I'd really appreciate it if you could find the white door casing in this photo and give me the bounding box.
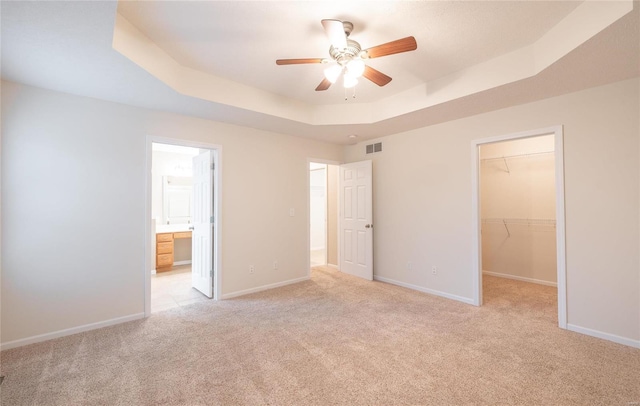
[192,150,214,298]
[339,160,373,281]
[471,125,566,329]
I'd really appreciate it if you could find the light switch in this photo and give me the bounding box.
[289,208,295,217]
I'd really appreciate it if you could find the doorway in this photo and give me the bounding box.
[145,137,222,317]
[471,126,567,328]
[309,161,339,271]
[151,143,201,312]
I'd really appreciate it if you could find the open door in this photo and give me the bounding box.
[191,150,214,298]
[339,160,373,280]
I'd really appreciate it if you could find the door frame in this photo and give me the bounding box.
[145,136,223,316]
[471,125,567,329]
[307,158,341,278]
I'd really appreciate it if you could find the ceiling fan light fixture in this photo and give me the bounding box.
[324,65,342,83]
[343,73,358,89]
[346,59,365,78]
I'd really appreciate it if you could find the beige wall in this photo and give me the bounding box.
[173,238,192,263]
[480,135,557,285]
[327,165,338,266]
[344,78,639,344]
[0,81,342,345]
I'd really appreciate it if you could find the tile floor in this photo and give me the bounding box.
[310,249,326,267]
[151,265,209,312]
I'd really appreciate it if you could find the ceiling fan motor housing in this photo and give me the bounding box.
[342,21,354,36]
[329,39,363,66]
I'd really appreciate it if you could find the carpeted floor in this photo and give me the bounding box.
[1,267,639,405]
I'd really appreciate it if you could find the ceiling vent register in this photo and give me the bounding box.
[366,142,383,154]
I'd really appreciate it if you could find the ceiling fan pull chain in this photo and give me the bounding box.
[353,86,356,99]
[344,87,348,101]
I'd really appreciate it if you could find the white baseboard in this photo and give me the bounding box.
[374,275,475,305]
[222,276,310,299]
[567,324,640,349]
[173,260,192,266]
[483,270,557,287]
[151,269,157,275]
[327,263,339,269]
[1,313,145,351]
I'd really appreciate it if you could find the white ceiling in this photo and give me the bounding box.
[117,1,580,105]
[1,1,638,145]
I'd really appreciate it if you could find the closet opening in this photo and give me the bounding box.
[471,127,567,329]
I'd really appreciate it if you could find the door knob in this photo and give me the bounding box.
[189,226,195,230]
[365,224,373,229]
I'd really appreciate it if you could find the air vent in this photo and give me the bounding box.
[365,142,383,154]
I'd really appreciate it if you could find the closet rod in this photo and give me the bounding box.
[480,150,554,162]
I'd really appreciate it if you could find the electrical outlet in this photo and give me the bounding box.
[249,265,255,274]
[431,266,438,275]
[273,261,278,270]
[407,261,412,271]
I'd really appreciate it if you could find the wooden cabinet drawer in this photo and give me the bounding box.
[173,231,192,239]
[157,253,173,267]
[157,242,173,254]
[157,233,173,243]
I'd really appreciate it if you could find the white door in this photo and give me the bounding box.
[191,150,214,298]
[339,160,373,280]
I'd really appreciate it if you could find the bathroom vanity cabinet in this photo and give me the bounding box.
[156,231,192,271]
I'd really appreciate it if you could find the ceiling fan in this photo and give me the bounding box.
[276,19,417,92]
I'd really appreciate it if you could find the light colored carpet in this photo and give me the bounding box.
[1,267,639,405]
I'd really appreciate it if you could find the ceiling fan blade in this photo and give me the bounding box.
[315,78,332,91]
[276,58,324,65]
[321,19,347,49]
[363,65,392,86]
[364,36,417,59]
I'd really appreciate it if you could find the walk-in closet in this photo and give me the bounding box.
[480,135,558,319]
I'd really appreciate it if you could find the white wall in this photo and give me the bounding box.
[480,135,557,285]
[1,81,342,345]
[344,78,640,345]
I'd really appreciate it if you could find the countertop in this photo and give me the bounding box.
[156,224,193,234]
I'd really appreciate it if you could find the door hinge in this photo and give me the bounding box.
[210,163,215,170]
[210,216,215,223]
[210,270,213,277]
